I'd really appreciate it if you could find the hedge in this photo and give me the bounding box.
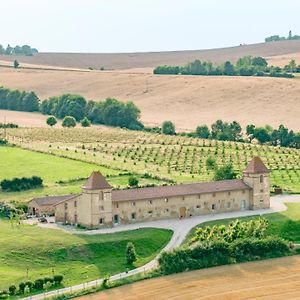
[159,237,290,275]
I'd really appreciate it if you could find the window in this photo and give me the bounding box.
[226,202,231,209]
[116,204,119,208]
[228,191,231,196]
[99,218,104,224]
[198,195,201,199]
[74,201,77,208]
[132,202,136,206]
[64,203,68,210]
[165,198,168,203]
[131,213,136,220]
[260,175,264,183]
[74,214,78,224]
[212,204,216,210]
[164,208,169,213]
[182,196,185,201]
[196,205,201,209]
[100,206,104,211]
[242,190,245,194]
[260,189,263,193]
[148,210,153,214]
[213,193,216,197]
[260,199,264,203]
[149,200,152,205]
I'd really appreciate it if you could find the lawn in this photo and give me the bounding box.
[184,203,300,245]
[0,217,173,290]
[0,146,167,204]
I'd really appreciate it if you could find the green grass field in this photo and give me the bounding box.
[5,127,300,193]
[0,147,167,204]
[0,217,172,290]
[184,203,300,245]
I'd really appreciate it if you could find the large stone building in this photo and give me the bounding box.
[45,157,270,228]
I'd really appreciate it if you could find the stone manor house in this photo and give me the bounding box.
[28,157,271,228]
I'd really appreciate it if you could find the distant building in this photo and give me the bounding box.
[29,157,270,228]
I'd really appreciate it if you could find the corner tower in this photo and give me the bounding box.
[242,157,271,210]
[81,171,113,228]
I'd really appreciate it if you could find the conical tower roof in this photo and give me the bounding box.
[244,157,270,174]
[82,171,112,190]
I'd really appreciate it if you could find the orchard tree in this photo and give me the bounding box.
[46,116,57,127]
[162,121,176,135]
[62,116,76,128]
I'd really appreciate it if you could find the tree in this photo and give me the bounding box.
[196,125,210,138]
[206,157,217,170]
[22,91,39,111]
[162,121,176,135]
[62,116,76,128]
[252,127,270,144]
[213,164,237,181]
[128,176,139,187]
[13,59,19,68]
[46,116,57,127]
[80,116,91,127]
[126,242,137,265]
[223,61,235,75]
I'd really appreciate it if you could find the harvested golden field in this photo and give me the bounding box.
[1,40,300,70]
[77,256,300,300]
[267,52,300,67]
[1,67,300,131]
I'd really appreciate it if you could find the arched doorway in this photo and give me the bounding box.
[179,207,186,219]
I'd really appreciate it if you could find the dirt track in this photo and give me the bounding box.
[77,256,300,300]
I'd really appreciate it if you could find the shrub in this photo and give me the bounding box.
[8,285,16,295]
[46,116,57,127]
[24,281,33,290]
[62,116,76,128]
[18,282,26,294]
[34,278,44,290]
[0,139,8,145]
[162,121,176,135]
[80,117,91,127]
[128,176,139,187]
[230,236,290,262]
[126,242,137,265]
[101,275,110,289]
[0,176,43,192]
[53,275,64,285]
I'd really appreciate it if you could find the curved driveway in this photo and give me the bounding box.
[22,195,300,300]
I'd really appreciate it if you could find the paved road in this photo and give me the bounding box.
[22,195,300,300]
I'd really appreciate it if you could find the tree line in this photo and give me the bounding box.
[0,87,40,112]
[0,44,38,56]
[0,176,43,192]
[265,30,300,42]
[151,119,300,149]
[153,56,299,78]
[41,94,144,130]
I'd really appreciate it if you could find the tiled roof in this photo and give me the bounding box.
[30,195,78,206]
[244,157,270,174]
[112,179,250,202]
[82,171,112,190]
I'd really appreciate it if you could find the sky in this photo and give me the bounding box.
[0,0,299,53]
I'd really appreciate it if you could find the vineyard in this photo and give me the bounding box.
[5,127,300,193]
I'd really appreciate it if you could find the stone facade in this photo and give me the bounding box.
[51,157,271,229]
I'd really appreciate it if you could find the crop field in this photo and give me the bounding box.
[78,255,300,300]
[0,146,168,204]
[0,218,172,290]
[5,127,300,193]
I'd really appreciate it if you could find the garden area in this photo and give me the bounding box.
[0,216,172,293]
[159,203,300,275]
[5,127,300,194]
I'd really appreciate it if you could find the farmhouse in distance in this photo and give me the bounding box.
[28,157,271,228]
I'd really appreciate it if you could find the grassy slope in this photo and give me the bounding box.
[0,147,166,203]
[0,219,172,290]
[184,203,300,245]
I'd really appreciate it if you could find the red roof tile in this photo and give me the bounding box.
[112,179,250,202]
[244,157,270,174]
[82,171,112,190]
